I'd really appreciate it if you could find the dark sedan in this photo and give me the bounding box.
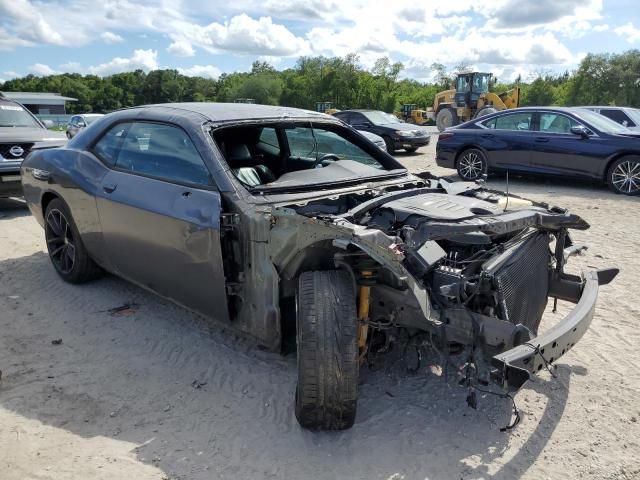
[436,107,640,195]
[333,109,430,153]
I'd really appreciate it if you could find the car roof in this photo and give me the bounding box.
[497,106,578,113]
[579,106,636,111]
[130,102,332,123]
[335,109,379,113]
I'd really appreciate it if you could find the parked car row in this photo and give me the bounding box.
[436,106,640,195]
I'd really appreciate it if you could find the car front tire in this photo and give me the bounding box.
[44,198,102,283]
[295,270,358,430]
[607,156,640,196]
[456,148,488,181]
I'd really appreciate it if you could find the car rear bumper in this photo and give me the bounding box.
[0,161,23,197]
[491,269,617,391]
[435,150,456,168]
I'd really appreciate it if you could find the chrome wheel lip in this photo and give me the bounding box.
[459,151,484,180]
[612,161,640,194]
[45,208,76,274]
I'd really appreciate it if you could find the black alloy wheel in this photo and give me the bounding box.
[45,207,76,275]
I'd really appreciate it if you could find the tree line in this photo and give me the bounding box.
[2,50,639,114]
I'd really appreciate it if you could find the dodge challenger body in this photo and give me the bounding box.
[21,103,617,430]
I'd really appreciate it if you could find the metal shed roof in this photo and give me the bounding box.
[1,91,78,102]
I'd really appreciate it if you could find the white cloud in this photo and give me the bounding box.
[615,22,640,44]
[0,0,625,80]
[0,0,63,46]
[174,13,311,56]
[59,61,82,72]
[100,31,124,44]
[88,49,159,76]
[167,39,195,57]
[29,63,57,75]
[177,65,221,78]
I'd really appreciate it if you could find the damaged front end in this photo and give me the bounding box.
[270,178,618,391]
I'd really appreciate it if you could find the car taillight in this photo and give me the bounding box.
[438,132,455,141]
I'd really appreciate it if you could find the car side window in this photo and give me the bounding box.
[352,113,369,126]
[258,127,280,150]
[600,109,635,127]
[539,113,579,134]
[484,112,533,131]
[113,122,212,186]
[92,122,130,167]
[284,127,383,169]
[333,112,350,124]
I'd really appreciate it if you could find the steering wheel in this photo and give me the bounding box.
[312,153,341,168]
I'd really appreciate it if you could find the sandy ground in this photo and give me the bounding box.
[1,138,639,480]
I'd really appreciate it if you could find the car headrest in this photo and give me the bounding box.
[227,143,252,163]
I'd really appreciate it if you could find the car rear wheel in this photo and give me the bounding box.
[457,148,488,181]
[436,107,458,132]
[295,270,358,430]
[608,156,640,196]
[44,198,102,283]
[66,132,72,139]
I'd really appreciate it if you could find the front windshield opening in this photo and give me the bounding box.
[362,111,401,125]
[0,104,42,128]
[576,109,632,134]
[212,121,405,192]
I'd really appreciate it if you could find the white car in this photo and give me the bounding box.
[580,106,640,132]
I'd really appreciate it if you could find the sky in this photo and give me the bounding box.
[1,0,639,84]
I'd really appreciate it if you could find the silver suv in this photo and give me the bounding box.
[0,94,66,197]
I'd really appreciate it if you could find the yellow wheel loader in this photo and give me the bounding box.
[433,72,520,131]
[394,104,431,125]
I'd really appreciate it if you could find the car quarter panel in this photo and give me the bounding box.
[21,147,112,269]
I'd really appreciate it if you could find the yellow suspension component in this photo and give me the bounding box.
[358,270,373,352]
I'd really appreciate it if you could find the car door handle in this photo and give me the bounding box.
[535,137,549,143]
[103,183,117,194]
[480,133,494,138]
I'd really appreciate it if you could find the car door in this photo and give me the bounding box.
[529,112,604,178]
[68,116,79,136]
[91,121,230,322]
[478,111,535,171]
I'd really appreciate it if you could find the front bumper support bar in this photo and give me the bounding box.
[492,269,618,390]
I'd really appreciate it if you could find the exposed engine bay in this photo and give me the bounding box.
[270,177,600,391]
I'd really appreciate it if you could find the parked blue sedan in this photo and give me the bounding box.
[436,107,640,195]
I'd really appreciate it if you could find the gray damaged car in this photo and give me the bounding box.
[20,103,618,430]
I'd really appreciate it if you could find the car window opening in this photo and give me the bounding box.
[212,122,401,192]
